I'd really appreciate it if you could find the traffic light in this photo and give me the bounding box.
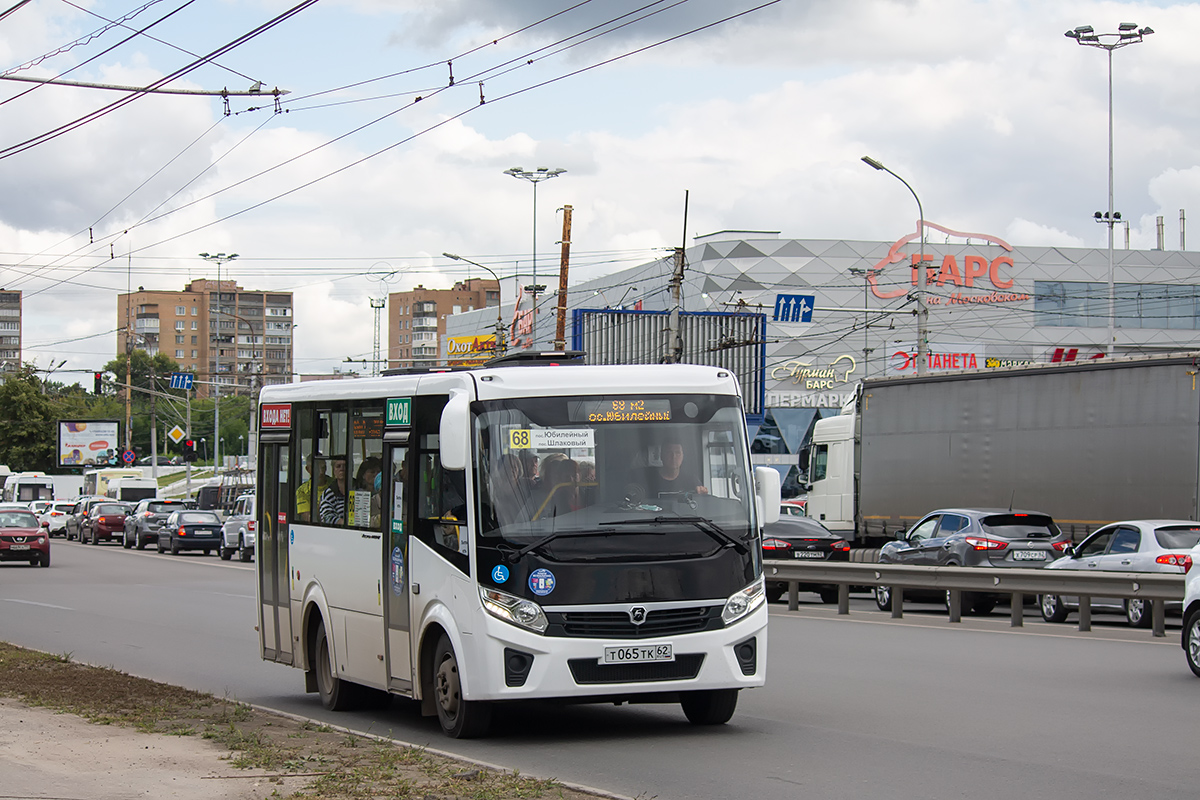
[183,440,197,463]
[93,372,103,395]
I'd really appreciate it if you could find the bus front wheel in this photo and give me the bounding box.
[431,634,491,738]
[681,688,739,725]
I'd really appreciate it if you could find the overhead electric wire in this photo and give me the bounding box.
[0,0,318,158]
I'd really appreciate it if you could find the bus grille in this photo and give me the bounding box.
[546,606,721,639]
[568,654,705,685]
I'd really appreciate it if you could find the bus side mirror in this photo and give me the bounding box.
[439,391,471,471]
[754,467,781,526]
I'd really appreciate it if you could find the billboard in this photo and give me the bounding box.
[57,420,120,468]
[446,334,497,366]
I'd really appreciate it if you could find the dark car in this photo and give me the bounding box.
[762,516,850,603]
[123,498,189,550]
[0,509,49,567]
[875,508,1071,615]
[159,510,223,555]
[80,502,133,545]
[64,496,110,541]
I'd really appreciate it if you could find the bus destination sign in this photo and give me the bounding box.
[260,403,292,429]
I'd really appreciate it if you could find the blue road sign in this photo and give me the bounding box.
[169,372,195,391]
[773,294,815,323]
[121,449,136,464]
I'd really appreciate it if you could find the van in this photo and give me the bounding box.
[220,493,255,562]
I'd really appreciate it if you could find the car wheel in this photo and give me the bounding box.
[238,537,252,563]
[156,537,165,554]
[874,585,894,611]
[1125,598,1152,629]
[432,633,492,738]
[765,584,784,604]
[681,688,739,725]
[1040,594,1069,623]
[135,531,146,551]
[204,548,212,556]
[970,596,996,616]
[818,587,839,605]
[170,539,180,555]
[944,589,969,617]
[313,620,368,712]
[122,531,133,549]
[1185,611,1200,678]
[38,551,50,568]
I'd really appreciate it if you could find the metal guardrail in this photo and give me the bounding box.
[764,560,1186,637]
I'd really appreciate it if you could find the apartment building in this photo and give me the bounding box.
[118,279,294,397]
[0,291,20,381]
[387,279,499,369]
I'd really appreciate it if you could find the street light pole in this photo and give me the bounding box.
[1065,23,1153,356]
[503,166,565,346]
[443,253,507,356]
[861,156,930,375]
[199,252,239,472]
[848,267,878,378]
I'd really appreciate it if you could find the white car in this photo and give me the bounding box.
[39,500,76,536]
[1041,520,1199,628]
[220,493,255,562]
[1183,542,1200,677]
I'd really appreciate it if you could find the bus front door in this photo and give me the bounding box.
[258,442,295,665]
[383,443,412,692]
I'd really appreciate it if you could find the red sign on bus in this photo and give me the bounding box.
[260,403,292,429]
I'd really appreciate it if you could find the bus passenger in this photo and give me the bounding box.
[319,456,348,524]
[295,456,329,522]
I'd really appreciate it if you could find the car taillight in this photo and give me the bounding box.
[964,536,1008,551]
[248,521,255,532]
[830,540,851,551]
[1156,553,1192,570]
[762,538,791,551]
[179,527,187,536]
[1051,540,1072,552]
[50,511,63,517]
[142,511,153,518]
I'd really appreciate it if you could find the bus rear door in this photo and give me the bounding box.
[258,440,295,665]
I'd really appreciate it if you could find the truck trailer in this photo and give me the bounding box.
[804,353,1200,545]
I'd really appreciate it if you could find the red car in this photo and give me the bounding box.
[80,502,133,545]
[0,508,50,567]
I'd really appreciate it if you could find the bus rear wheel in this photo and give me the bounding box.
[314,620,362,711]
[431,634,491,738]
[681,688,739,725]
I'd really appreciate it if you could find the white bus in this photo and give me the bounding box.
[254,357,779,738]
[105,476,158,503]
[2,472,55,503]
[82,468,142,498]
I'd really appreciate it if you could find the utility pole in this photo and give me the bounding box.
[554,205,573,351]
[663,191,689,364]
[370,298,386,376]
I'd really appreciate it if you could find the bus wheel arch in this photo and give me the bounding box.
[417,623,448,718]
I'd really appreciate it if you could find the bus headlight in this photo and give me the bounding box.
[721,578,765,626]
[479,586,548,634]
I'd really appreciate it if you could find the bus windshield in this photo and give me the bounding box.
[474,394,755,562]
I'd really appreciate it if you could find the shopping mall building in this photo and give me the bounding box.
[444,223,1200,490]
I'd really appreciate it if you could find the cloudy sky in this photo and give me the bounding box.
[1,0,1196,385]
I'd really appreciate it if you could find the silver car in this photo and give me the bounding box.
[1040,520,1200,627]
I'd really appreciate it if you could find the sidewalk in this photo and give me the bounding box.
[0,698,301,800]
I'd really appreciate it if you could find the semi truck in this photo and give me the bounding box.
[804,353,1200,546]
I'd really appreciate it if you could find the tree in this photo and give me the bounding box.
[0,367,57,471]
[102,350,183,460]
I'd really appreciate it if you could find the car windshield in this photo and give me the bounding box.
[979,514,1059,539]
[0,512,39,527]
[95,504,129,515]
[1154,526,1200,549]
[147,502,180,513]
[474,394,755,560]
[764,517,834,539]
[177,512,220,525]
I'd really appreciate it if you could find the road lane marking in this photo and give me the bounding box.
[1,598,74,610]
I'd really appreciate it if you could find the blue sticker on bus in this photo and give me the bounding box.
[390,547,405,596]
[289,529,294,545]
[529,568,555,596]
[491,564,509,584]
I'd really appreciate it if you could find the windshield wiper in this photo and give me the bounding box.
[501,529,660,562]
[601,516,749,554]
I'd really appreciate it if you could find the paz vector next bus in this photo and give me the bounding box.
[254,357,780,738]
